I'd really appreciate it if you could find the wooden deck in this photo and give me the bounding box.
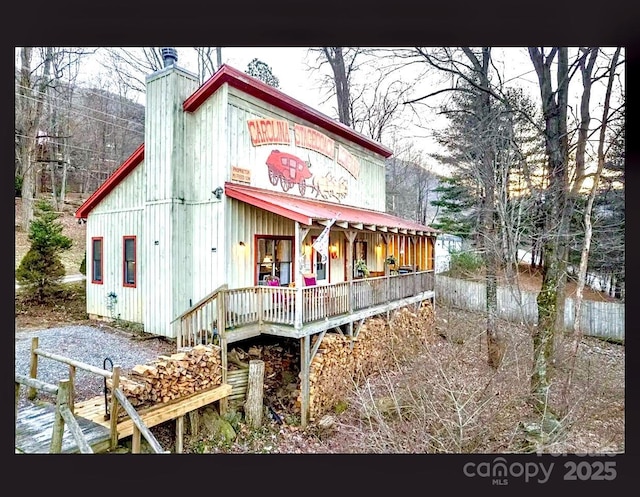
[16,383,232,454]
[175,271,436,348]
[15,403,111,454]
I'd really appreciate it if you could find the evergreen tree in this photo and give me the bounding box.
[246,58,280,88]
[16,199,72,303]
[430,175,477,238]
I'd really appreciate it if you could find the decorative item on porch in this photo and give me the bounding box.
[355,258,370,278]
[385,255,397,267]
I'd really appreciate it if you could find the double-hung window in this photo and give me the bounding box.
[123,236,136,287]
[91,237,103,284]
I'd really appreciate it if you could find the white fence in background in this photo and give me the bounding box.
[435,275,624,342]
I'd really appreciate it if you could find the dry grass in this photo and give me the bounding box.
[321,303,624,454]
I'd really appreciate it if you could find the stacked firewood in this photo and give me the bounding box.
[385,303,438,360]
[302,302,437,420]
[352,317,391,377]
[107,344,223,411]
[303,334,354,420]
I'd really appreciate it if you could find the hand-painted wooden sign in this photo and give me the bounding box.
[313,173,348,201]
[247,118,291,146]
[264,150,350,201]
[294,124,335,159]
[231,166,251,183]
[337,144,359,179]
[266,150,313,196]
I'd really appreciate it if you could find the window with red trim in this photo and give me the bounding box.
[255,236,294,285]
[91,237,103,284]
[123,236,136,288]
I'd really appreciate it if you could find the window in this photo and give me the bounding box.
[311,235,327,281]
[353,240,368,278]
[91,237,103,284]
[123,236,136,288]
[255,236,293,286]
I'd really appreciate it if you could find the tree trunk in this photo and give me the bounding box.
[323,47,352,127]
[528,47,570,417]
[17,47,53,231]
[244,360,265,428]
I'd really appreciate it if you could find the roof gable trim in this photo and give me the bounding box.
[75,144,144,219]
[183,64,393,159]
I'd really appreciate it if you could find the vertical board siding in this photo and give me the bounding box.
[435,276,625,341]
[143,203,173,336]
[142,67,200,337]
[85,163,145,324]
[226,198,295,291]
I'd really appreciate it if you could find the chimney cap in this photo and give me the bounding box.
[161,47,178,67]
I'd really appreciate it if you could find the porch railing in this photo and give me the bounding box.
[174,270,434,344]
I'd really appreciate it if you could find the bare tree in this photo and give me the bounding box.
[524,47,625,422]
[405,47,510,367]
[16,47,52,229]
[561,47,623,413]
[99,47,166,98]
[193,47,221,84]
[307,47,368,127]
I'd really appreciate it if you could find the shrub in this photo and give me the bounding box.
[79,251,86,275]
[16,199,72,303]
[449,250,483,276]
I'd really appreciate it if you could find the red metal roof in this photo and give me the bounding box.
[183,64,393,159]
[224,182,436,234]
[75,144,145,219]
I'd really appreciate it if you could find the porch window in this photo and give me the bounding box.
[91,237,103,284]
[311,235,327,281]
[256,236,293,285]
[123,236,136,288]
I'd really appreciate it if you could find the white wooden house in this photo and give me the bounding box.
[76,51,438,424]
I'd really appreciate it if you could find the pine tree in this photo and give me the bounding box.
[245,58,280,88]
[16,199,72,303]
[430,175,477,238]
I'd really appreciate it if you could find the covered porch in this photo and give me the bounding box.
[174,183,438,425]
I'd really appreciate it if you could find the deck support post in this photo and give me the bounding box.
[132,426,141,453]
[300,335,310,428]
[176,415,184,453]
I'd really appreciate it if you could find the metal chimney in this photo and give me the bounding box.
[161,47,178,67]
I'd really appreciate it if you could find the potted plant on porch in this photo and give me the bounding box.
[385,254,397,273]
[355,258,370,278]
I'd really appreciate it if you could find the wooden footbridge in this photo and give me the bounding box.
[15,337,230,454]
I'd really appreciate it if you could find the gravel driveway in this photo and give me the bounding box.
[15,324,175,409]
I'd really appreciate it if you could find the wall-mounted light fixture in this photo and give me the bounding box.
[239,241,245,247]
[329,244,339,259]
[213,187,224,200]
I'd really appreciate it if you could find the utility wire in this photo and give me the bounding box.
[16,92,144,136]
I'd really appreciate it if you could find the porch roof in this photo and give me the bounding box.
[224,182,437,235]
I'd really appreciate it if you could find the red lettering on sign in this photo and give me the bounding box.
[247,118,291,146]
